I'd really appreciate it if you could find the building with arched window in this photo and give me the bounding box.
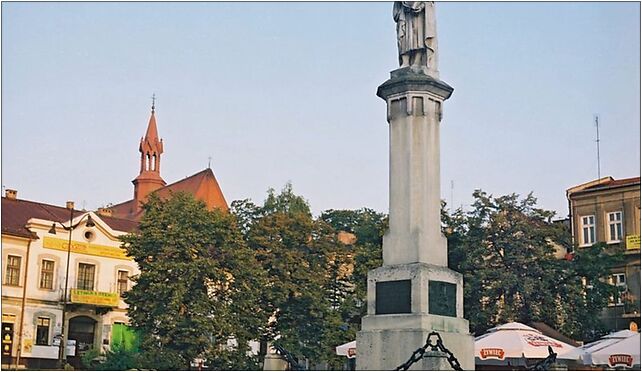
[1,105,229,369]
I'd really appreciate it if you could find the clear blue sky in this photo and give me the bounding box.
[2,2,640,218]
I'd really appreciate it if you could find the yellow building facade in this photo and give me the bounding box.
[1,193,138,369]
[567,176,641,332]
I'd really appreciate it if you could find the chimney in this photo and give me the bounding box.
[97,208,113,217]
[5,189,17,200]
[66,201,75,210]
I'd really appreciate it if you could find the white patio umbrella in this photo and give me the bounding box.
[335,340,357,359]
[559,329,637,365]
[590,332,640,368]
[475,322,576,366]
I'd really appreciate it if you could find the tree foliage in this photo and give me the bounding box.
[320,208,387,322]
[444,190,621,341]
[231,184,381,369]
[123,192,267,370]
[121,184,621,370]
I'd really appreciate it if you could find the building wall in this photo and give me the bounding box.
[569,183,641,332]
[571,186,640,248]
[1,213,139,368]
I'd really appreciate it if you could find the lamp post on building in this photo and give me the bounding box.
[48,201,95,368]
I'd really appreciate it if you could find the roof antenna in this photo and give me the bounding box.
[151,93,156,113]
[595,114,601,181]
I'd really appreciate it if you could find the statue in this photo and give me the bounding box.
[393,1,438,73]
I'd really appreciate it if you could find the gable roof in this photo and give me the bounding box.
[1,197,138,239]
[110,168,228,221]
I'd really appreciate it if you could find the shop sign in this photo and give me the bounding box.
[2,323,13,356]
[23,339,32,353]
[608,354,633,368]
[67,339,76,357]
[71,289,119,307]
[43,236,129,260]
[626,235,641,250]
[2,314,16,323]
[480,348,505,360]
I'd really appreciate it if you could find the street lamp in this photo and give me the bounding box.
[48,201,95,368]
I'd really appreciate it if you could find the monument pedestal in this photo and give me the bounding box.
[356,68,474,370]
[356,264,474,370]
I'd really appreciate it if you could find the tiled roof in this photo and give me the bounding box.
[1,197,138,239]
[111,168,228,221]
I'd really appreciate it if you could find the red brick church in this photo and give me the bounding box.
[109,103,228,220]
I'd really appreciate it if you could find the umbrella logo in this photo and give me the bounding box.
[480,348,505,360]
[522,334,562,348]
[608,354,633,368]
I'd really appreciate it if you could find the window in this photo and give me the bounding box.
[608,211,623,242]
[35,317,50,345]
[117,270,128,296]
[581,215,596,246]
[40,260,54,289]
[5,255,21,286]
[77,263,95,291]
[609,273,627,305]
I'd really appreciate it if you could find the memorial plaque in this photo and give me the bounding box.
[376,280,411,314]
[429,280,456,317]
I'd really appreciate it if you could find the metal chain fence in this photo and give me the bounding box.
[394,331,463,371]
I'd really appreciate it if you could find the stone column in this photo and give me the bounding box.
[355,67,475,371]
[380,67,452,267]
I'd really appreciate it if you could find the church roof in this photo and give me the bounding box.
[139,110,164,155]
[1,197,138,239]
[110,168,228,221]
[144,111,159,143]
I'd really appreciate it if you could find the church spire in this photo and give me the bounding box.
[132,99,166,209]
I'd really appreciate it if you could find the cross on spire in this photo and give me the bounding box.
[208,156,212,169]
[151,93,156,113]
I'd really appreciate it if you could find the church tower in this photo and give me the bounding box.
[132,101,166,210]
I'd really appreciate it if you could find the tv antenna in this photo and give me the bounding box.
[595,115,601,181]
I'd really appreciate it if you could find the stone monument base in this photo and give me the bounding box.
[356,263,474,370]
[357,327,474,370]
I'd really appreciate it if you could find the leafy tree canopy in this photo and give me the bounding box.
[444,190,621,341]
[123,192,268,370]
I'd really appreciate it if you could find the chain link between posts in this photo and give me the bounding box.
[394,331,463,371]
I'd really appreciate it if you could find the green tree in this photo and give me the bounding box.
[123,192,267,370]
[444,190,621,341]
[320,209,387,323]
[232,184,357,368]
[95,346,141,371]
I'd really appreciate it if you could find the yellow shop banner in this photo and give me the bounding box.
[43,237,128,260]
[626,235,640,250]
[71,289,119,307]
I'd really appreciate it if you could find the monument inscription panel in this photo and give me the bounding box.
[376,280,411,314]
[428,280,456,317]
